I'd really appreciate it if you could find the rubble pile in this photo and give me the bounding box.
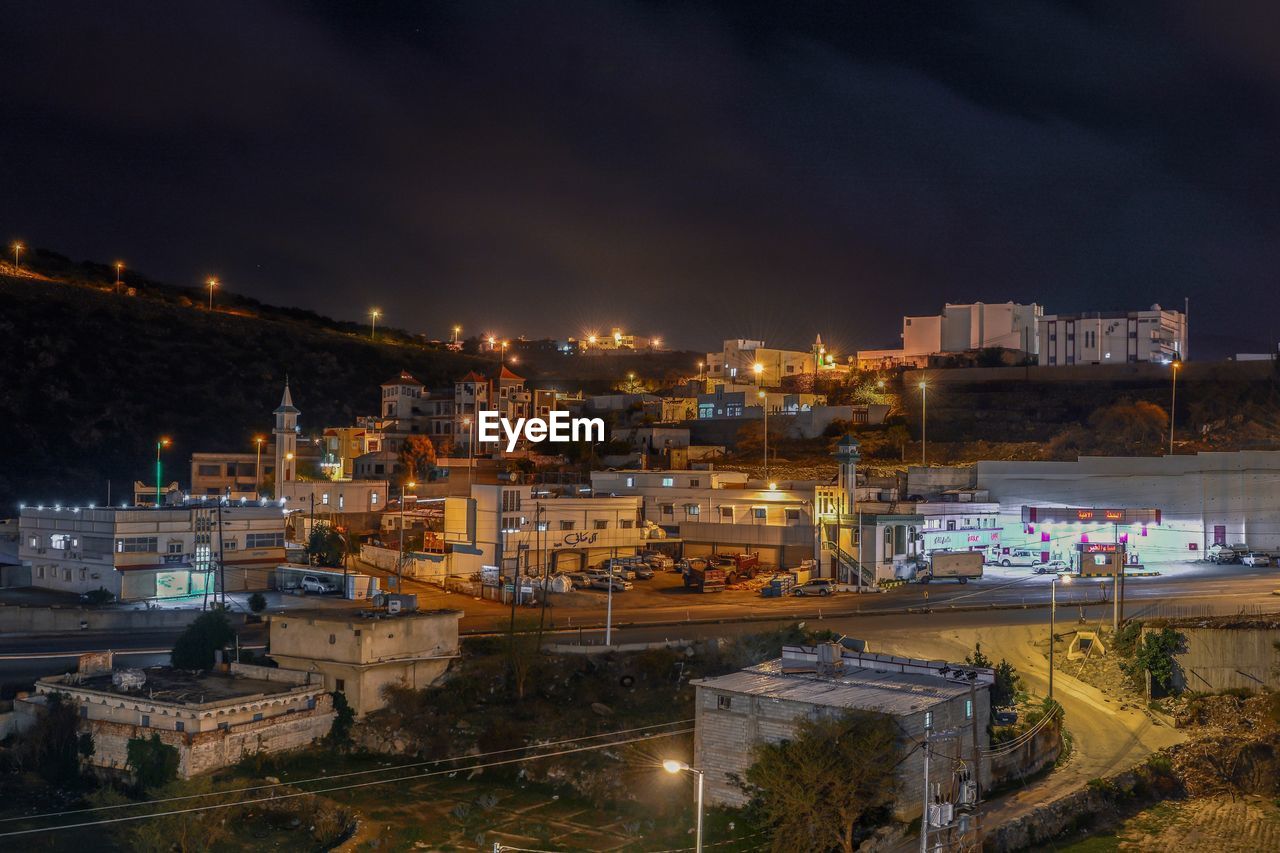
[1166,693,1280,797]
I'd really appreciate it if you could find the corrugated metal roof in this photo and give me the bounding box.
[694,658,975,716]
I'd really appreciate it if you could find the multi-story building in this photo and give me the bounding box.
[857,301,1042,368]
[21,658,332,779]
[579,327,659,353]
[693,642,992,819]
[18,503,288,599]
[190,450,275,499]
[454,366,531,453]
[269,608,461,717]
[705,339,817,387]
[590,469,816,566]
[445,484,654,575]
[1037,305,1187,366]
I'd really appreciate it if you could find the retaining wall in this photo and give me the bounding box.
[0,605,245,634]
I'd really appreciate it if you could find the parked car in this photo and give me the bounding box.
[300,575,337,594]
[995,549,1040,568]
[641,552,675,571]
[793,579,836,597]
[1208,544,1238,564]
[1241,552,1272,567]
[590,576,633,592]
[630,564,655,580]
[563,572,593,589]
[601,560,637,580]
[1032,559,1071,575]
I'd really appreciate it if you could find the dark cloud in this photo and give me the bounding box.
[3,1,1277,355]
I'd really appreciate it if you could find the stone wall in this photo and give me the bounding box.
[0,604,246,634]
[989,714,1062,788]
[1165,626,1280,694]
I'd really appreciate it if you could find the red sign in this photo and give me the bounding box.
[1077,542,1121,554]
[1188,543,1198,551]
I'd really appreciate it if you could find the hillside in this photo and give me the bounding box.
[0,258,499,511]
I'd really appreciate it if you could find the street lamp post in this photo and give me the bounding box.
[155,438,171,507]
[115,262,124,294]
[452,325,461,346]
[662,760,704,852]
[758,389,769,482]
[253,437,266,500]
[11,242,22,271]
[206,277,218,310]
[1169,353,1181,455]
[919,381,928,466]
[1050,572,1071,701]
[398,481,415,591]
[369,308,381,341]
[500,340,509,365]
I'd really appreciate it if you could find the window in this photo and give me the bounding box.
[371,492,379,506]
[784,508,801,522]
[37,566,45,579]
[925,711,933,728]
[965,699,973,720]
[79,568,87,581]
[246,532,285,548]
[689,479,700,487]
[753,507,767,520]
[116,536,158,553]
[720,506,734,520]
[661,477,674,487]
[625,476,635,488]
[594,519,609,530]
[141,715,150,728]
[197,464,220,476]
[175,721,185,732]
[223,539,237,551]
[253,713,264,722]
[28,535,39,548]
[50,534,72,550]
[620,519,633,529]
[335,678,346,692]
[717,695,733,710]
[684,504,700,517]
[502,490,522,512]
[559,521,575,531]
[661,504,674,517]
[218,722,229,731]
[321,493,330,505]
[502,516,522,531]
[168,542,183,554]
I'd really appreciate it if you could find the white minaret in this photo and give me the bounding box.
[273,380,300,486]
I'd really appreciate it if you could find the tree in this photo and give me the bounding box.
[966,643,1021,707]
[127,733,179,790]
[247,591,267,613]
[16,691,88,785]
[171,609,234,670]
[741,710,897,853]
[306,522,345,568]
[398,434,437,482]
[1126,627,1187,691]
[326,690,355,749]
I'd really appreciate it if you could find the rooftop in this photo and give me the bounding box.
[43,666,310,706]
[694,645,991,717]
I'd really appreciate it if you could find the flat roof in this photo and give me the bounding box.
[45,667,306,705]
[694,658,974,716]
[272,608,463,624]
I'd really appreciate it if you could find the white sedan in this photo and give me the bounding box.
[1032,559,1071,575]
[1241,553,1272,567]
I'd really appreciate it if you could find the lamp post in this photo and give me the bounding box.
[696,361,703,382]
[753,361,763,387]
[369,308,381,341]
[919,381,928,466]
[205,277,218,310]
[398,481,415,591]
[11,242,22,271]
[253,436,266,499]
[115,262,124,294]
[463,416,474,490]
[758,389,769,483]
[1049,572,1071,701]
[1169,353,1181,455]
[155,438,171,507]
[500,340,509,365]
[452,325,461,346]
[662,760,704,852]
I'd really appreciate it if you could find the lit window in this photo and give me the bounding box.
[661,477,674,487]
[625,476,635,488]
[753,507,767,519]
[371,493,379,505]
[965,699,973,719]
[321,493,330,505]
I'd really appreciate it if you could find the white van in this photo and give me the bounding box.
[995,549,1040,568]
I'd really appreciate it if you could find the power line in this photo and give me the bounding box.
[0,727,693,837]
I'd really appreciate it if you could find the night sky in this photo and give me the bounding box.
[4,2,1278,355]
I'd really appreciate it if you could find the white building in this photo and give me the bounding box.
[1037,304,1187,366]
[591,470,816,566]
[974,450,1280,564]
[18,503,288,599]
[705,339,817,387]
[445,484,655,576]
[858,302,1042,368]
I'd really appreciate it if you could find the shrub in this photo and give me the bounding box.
[127,734,180,790]
[81,587,115,606]
[170,609,234,670]
[326,690,355,749]
[247,592,267,613]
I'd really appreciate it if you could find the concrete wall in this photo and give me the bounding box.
[1164,626,1280,694]
[0,605,245,634]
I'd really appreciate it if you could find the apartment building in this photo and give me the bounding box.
[857,301,1042,368]
[705,339,817,387]
[1037,305,1187,366]
[18,504,288,599]
[454,366,531,453]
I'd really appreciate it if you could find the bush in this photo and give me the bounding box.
[326,690,355,749]
[81,587,115,606]
[1123,627,1187,692]
[127,733,179,791]
[247,592,267,613]
[171,609,235,670]
[1113,621,1143,657]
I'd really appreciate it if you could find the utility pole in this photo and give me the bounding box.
[919,722,932,853]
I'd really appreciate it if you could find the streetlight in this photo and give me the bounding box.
[500,340,509,364]
[452,325,461,345]
[155,438,171,507]
[253,436,266,499]
[758,389,769,482]
[662,759,704,852]
[919,381,928,466]
[1049,572,1071,701]
[398,480,416,590]
[11,241,23,270]
[753,361,764,387]
[463,416,474,489]
[1169,353,1182,455]
[696,360,703,382]
[206,277,218,311]
[369,308,381,340]
[115,262,124,294]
